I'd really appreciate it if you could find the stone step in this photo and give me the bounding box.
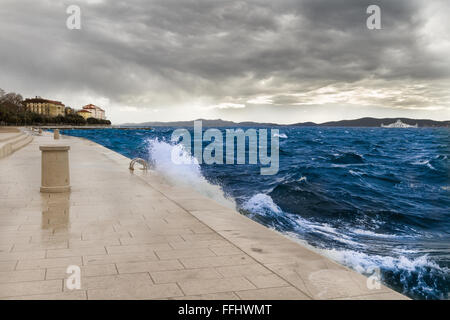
[0,131,33,159]
[0,131,23,143]
[11,134,33,152]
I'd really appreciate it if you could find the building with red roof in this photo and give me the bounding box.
[24,97,65,117]
[82,104,105,120]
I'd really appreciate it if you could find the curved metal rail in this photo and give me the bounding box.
[129,158,149,171]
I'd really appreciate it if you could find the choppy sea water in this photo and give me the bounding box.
[58,127,449,299]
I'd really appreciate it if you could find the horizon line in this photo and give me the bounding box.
[118,116,450,126]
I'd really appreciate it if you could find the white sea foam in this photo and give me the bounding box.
[241,193,283,215]
[412,159,437,170]
[349,170,362,177]
[280,231,444,289]
[145,138,236,209]
[242,193,362,247]
[307,224,361,246]
[351,228,399,238]
[320,248,448,276]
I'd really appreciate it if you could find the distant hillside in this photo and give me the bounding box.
[121,117,449,128]
[313,117,450,128]
[121,119,280,127]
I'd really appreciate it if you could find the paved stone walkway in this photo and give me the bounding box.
[0,131,408,299]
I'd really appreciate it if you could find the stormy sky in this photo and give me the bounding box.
[1,0,449,124]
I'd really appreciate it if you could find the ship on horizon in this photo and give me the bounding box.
[381,119,418,128]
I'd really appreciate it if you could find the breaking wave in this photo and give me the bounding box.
[145,138,236,209]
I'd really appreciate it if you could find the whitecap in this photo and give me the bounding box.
[241,193,283,216]
[351,228,399,238]
[349,170,361,177]
[319,248,448,276]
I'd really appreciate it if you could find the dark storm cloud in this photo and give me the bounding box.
[0,0,448,119]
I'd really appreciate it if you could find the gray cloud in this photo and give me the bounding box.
[0,0,449,123]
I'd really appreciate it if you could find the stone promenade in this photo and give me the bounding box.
[0,130,408,299]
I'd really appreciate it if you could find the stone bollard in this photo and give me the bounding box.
[40,145,71,193]
[54,129,60,140]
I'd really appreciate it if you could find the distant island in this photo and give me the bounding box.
[121,117,449,128]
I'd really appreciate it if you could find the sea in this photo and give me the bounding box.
[58,126,450,300]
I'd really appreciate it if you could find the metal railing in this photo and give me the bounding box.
[129,158,149,171]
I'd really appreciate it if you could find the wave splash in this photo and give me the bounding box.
[145,138,236,209]
[322,249,449,300]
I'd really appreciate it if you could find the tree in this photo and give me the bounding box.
[65,113,86,125]
[0,92,23,106]
[54,115,65,124]
[87,117,111,125]
[87,117,100,124]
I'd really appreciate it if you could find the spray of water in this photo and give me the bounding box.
[145,137,236,209]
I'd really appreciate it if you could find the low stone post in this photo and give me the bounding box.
[54,129,60,139]
[40,145,71,193]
